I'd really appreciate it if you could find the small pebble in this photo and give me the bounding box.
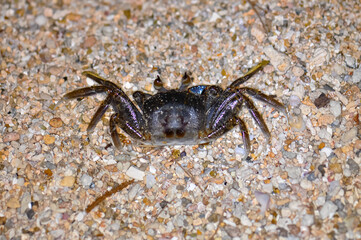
[333,199,345,212]
[318,128,332,141]
[44,135,56,145]
[281,208,291,217]
[262,183,273,193]
[35,15,47,26]
[128,184,141,200]
[314,93,330,108]
[333,63,345,75]
[198,150,207,159]
[318,114,335,126]
[101,25,114,37]
[288,95,301,107]
[82,36,97,48]
[3,132,20,142]
[49,118,63,128]
[320,147,333,157]
[288,109,305,132]
[286,166,301,179]
[318,164,326,176]
[146,174,156,188]
[307,172,316,181]
[292,85,305,99]
[110,222,120,231]
[251,25,266,43]
[302,215,314,226]
[209,12,220,22]
[126,166,145,180]
[289,201,301,211]
[329,101,341,117]
[75,212,85,221]
[66,13,81,21]
[300,179,313,190]
[60,176,75,187]
[254,191,270,214]
[175,166,185,178]
[347,159,360,176]
[21,192,31,213]
[343,168,352,177]
[43,7,53,17]
[149,165,156,174]
[80,174,93,187]
[329,163,342,173]
[310,48,329,68]
[235,146,246,155]
[351,67,361,83]
[39,209,52,225]
[50,230,64,239]
[282,149,297,159]
[341,127,357,144]
[292,66,304,77]
[264,45,291,73]
[7,198,20,209]
[320,201,337,219]
[328,181,341,197]
[48,66,63,76]
[315,196,325,207]
[240,215,252,226]
[25,209,35,219]
[345,55,356,68]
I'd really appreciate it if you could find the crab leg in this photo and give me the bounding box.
[110,113,122,150]
[111,113,144,141]
[240,87,286,113]
[205,116,250,154]
[82,71,120,90]
[228,60,269,89]
[238,118,251,156]
[83,71,146,134]
[206,117,239,140]
[241,93,271,140]
[87,95,112,132]
[63,86,109,99]
[133,91,152,110]
[207,91,242,130]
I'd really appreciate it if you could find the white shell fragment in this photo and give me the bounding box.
[126,166,145,181]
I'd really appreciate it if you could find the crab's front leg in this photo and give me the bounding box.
[66,71,148,149]
[109,112,147,149]
[204,112,251,157]
[107,91,148,149]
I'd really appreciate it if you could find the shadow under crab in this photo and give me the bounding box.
[64,60,286,157]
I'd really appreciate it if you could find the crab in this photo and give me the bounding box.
[64,60,285,156]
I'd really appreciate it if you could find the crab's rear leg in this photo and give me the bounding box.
[240,87,286,113]
[238,118,251,157]
[241,93,271,140]
[63,86,109,99]
[109,113,122,150]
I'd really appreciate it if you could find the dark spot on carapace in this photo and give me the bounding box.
[176,129,185,138]
[164,129,174,138]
